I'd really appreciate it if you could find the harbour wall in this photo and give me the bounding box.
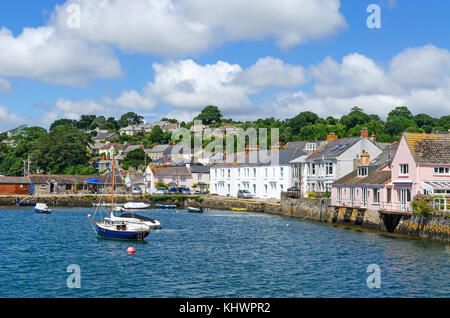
[1,194,449,243]
[186,195,450,244]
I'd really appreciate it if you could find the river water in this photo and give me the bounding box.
[0,207,448,298]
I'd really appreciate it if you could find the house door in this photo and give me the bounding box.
[399,189,411,211]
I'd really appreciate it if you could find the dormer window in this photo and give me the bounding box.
[306,143,317,151]
[400,164,409,176]
[358,167,368,177]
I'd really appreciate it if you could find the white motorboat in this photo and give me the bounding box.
[124,202,151,210]
[35,203,52,214]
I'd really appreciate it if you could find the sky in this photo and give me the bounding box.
[0,0,449,130]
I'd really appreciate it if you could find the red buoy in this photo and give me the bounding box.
[127,246,136,254]
[88,214,92,218]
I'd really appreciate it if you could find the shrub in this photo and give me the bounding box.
[412,197,434,217]
[307,191,316,198]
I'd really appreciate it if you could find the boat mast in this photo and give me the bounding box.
[111,146,115,218]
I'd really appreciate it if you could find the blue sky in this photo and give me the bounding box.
[0,0,449,130]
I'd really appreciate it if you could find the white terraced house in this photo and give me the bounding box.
[300,129,383,196]
[210,148,305,199]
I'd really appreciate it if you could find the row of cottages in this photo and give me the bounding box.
[331,133,450,213]
[145,164,210,193]
[119,121,180,136]
[209,148,305,199]
[290,129,384,196]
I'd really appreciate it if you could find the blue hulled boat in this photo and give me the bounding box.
[156,204,177,209]
[90,146,150,241]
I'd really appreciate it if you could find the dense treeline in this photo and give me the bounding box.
[0,105,449,176]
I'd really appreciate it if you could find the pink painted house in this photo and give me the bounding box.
[382,133,450,212]
[145,165,194,192]
[332,133,450,213]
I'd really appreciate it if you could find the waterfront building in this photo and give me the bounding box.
[331,151,392,210]
[0,177,31,195]
[28,174,125,195]
[146,166,193,191]
[331,133,450,213]
[187,163,210,193]
[301,129,383,196]
[209,148,304,199]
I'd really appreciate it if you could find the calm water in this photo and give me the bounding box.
[0,207,448,298]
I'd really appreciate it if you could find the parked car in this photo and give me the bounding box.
[168,187,179,195]
[132,186,142,195]
[180,188,191,195]
[237,190,252,199]
[156,188,168,195]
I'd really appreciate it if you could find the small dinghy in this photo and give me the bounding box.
[124,202,150,210]
[156,204,177,209]
[35,203,52,214]
[188,207,204,213]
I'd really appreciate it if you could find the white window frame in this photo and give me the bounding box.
[400,164,409,176]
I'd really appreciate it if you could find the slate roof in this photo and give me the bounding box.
[371,143,399,166]
[188,164,210,174]
[150,166,192,176]
[147,144,171,153]
[93,132,119,140]
[306,137,362,160]
[261,148,305,166]
[404,133,450,165]
[0,177,30,184]
[333,166,391,186]
[28,174,124,186]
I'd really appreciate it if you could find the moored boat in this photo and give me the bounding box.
[35,203,52,214]
[124,202,150,210]
[156,204,177,209]
[90,147,150,241]
[188,207,204,213]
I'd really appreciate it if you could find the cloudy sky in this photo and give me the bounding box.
[0,0,449,130]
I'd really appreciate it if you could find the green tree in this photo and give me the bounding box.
[121,148,147,170]
[436,115,450,129]
[387,106,413,121]
[384,117,417,138]
[147,125,165,144]
[50,119,77,131]
[118,112,144,128]
[413,113,436,128]
[194,105,223,125]
[340,107,370,129]
[34,125,92,174]
[288,111,319,135]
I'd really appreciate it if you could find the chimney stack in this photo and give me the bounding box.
[327,132,338,142]
[370,132,376,142]
[360,150,370,167]
[361,127,369,138]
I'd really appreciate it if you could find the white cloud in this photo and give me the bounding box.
[0,106,22,130]
[0,26,122,86]
[237,57,307,89]
[389,44,450,90]
[50,0,347,56]
[310,53,398,98]
[147,59,252,110]
[0,78,11,94]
